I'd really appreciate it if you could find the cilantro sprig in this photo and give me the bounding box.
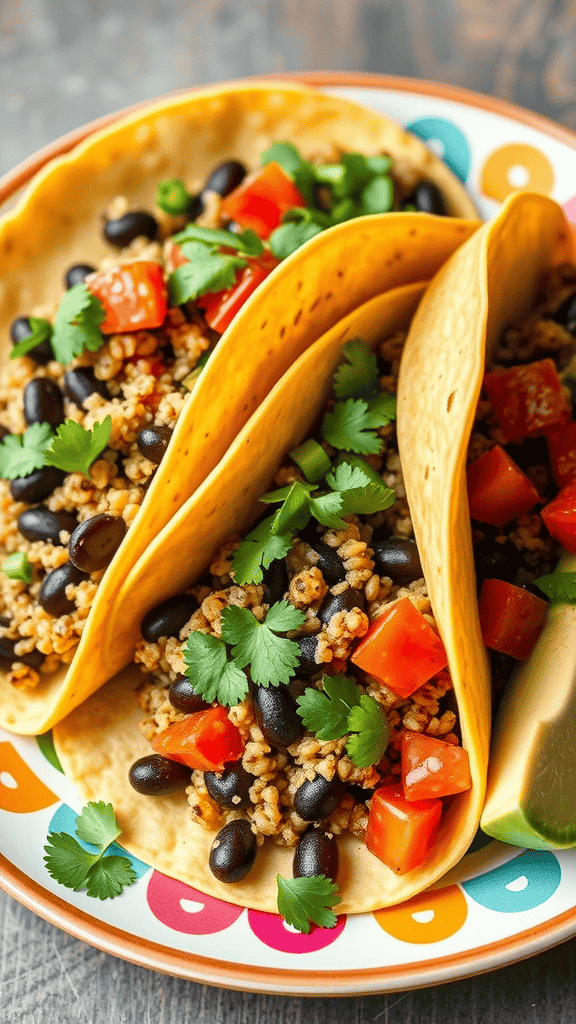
[44,801,137,900]
[534,571,576,604]
[2,552,32,584]
[45,417,112,478]
[297,674,389,768]
[231,514,294,586]
[322,395,396,455]
[276,874,339,933]
[0,423,54,479]
[50,284,106,364]
[168,225,264,306]
[182,601,306,705]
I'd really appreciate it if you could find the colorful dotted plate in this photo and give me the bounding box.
[2,73,576,995]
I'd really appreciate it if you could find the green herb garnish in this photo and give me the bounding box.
[276,874,339,933]
[44,801,137,900]
[230,514,294,586]
[44,417,112,479]
[2,552,32,584]
[156,178,193,215]
[183,632,249,706]
[9,317,53,360]
[172,224,264,256]
[322,397,394,455]
[51,284,106,363]
[534,571,576,604]
[0,423,54,479]
[289,439,332,484]
[263,481,346,535]
[326,457,394,515]
[297,674,389,768]
[333,339,379,400]
[168,242,246,306]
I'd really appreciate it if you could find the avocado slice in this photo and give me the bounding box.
[481,555,576,848]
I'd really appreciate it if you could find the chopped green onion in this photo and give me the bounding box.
[156,178,193,215]
[2,552,32,584]
[289,439,331,483]
[361,175,394,215]
[314,164,346,186]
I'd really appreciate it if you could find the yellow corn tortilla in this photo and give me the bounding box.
[55,281,489,913]
[0,81,479,734]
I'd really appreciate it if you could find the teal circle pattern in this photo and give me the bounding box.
[406,117,471,183]
[462,850,561,913]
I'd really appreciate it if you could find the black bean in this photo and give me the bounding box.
[0,425,10,442]
[104,210,158,248]
[38,562,88,616]
[186,193,204,221]
[69,513,126,573]
[262,557,289,606]
[204,762,254,810]
[65,263,96,289]
[168,675,210,714]
[311,543,346,585]
[293,827,339,883]
[209,819,257,883]
[204,160,246,197]
[319,587,365,626]
[504,437,549,473]
[473,536,521,588]
[551,291,576,333]
[141,593,198,643]
[23,378,64,430]
[254,684,303,748]
[129,753,190,796]
[136,425,173,466]
[64,368,111,408]
[294,774,343,822]
[371,537,423,585]
[18,506,77,544]
[412,181,447,216]
[9,466,65,503]
[0,636,44,670]
[10,317,53,365]
[295,633,320,678]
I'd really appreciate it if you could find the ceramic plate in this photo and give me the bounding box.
[1,73,576,995]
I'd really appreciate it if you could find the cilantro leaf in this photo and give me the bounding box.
[221,602,305,687]
[169,242,247,305]
[44,417,111,479]
[155,178,193,214]
[322,398,384,455]
[276,874,339,933]
[346,694,388,768]
[333,339,379,400]
[534,571,576,604]
[0,423,54,479]
[364,392,397,426]
[231,514,294,585]
[183,631,248,706]
[44,832,99,891]
[44,800,137,900]
[326,459,395,516]
[269,219,323,260]
[263,481,347,534]
[172,224,263,256]
[308,491,347,528]
[297,674,363,739]
[85,856,137,900]
[75,800,121,850]
[9,317,53,360]
[51,284,106,364]
[2,552,32,584]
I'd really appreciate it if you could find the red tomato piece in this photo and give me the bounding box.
[478,578,548,661]
[467,445,540,527]
[366,784,442,874]
[401,732,471,801]
[547,421,576,487]
[220,162,306,239]
[198,251,279,334]
[351,597,448,698]
[483,359,571,443]
[541,478,576,553]
[87,261,168,334]
[151,705,244,772]
[164,240,189,273]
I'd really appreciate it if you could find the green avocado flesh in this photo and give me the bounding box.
[481,556,576,850]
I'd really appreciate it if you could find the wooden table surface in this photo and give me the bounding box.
[2,1,576,1020]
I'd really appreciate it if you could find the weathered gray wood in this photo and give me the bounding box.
[2,0,576,1018]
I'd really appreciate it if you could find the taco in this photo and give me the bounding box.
[54,280,487,922]
[0,81,479,735]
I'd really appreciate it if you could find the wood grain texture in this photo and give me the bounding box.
[1,0,576,1018]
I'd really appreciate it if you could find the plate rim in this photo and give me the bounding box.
[1,70,576,994]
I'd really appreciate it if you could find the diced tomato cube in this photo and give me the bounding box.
[478,578,548,661]
[401,733,471,801]
[466,445,540,528]
[351,597,448,698]
[151,705,244,772]
[541,478,576,553]
[366,784,442,874]
[198,250,279,334]
[483,359,571,443]
[547,421,576,487]
[87,261,168,334]
[220,162,306,239]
